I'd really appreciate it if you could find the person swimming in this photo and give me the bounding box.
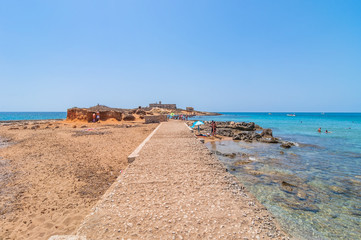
[318,127,321,133]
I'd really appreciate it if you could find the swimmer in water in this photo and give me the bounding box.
[318,127,321,133]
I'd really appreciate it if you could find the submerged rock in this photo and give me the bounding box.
[281,141,295,149]
[234,160,252,166]
[280,181,298,194]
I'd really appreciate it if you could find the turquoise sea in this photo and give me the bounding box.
[191,113,361,240]
[0,112,67,121]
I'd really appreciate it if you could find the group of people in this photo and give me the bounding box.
[318,127,331,133]
[168,114,190,121]
[92,112,100,122]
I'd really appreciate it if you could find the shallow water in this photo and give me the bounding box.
[196,113,361,240]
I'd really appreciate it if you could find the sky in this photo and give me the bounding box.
[1,0,361,112]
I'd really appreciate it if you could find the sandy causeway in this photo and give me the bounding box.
[75,121,288,239]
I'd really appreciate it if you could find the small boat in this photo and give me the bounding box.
[287,114,296,117]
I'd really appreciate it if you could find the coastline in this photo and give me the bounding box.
[0,118,289,239]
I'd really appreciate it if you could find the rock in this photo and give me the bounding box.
[8,127,19,130]
[81,125,87,128]
[261,129,273,138]
[281,141,295,148]
[123,114,136,121]
[223,153,236,158]
[135,109,146,115]
[280,181,297,194]
[329,186,347,194]
[280,151,284,155]
[139,115,145,119]
[275,196,320,212]
[259,137,280,143]
[234,160,252,166]
[296,190,307,200]
[73,125,77,128]
[23,126,28,129]
[31,125,40,130]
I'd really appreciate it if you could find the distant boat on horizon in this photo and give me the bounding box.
[287,114,296,117]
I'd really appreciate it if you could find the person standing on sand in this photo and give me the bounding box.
[211,121,217,136]
[92,113,96,122]
[213,122,217,136]
[96,112,100,122]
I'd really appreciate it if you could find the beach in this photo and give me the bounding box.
[0,120,157,239]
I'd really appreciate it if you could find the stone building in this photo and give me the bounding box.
[149,101,177,109]
[186,107,194,112]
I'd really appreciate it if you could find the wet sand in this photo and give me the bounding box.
[0,120,157,240]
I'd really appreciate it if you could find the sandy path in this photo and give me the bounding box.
[76,121,288,239]
[0,121,157,240]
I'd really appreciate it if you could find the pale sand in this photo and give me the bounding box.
[0,120,157,240]
[75,121,288,239]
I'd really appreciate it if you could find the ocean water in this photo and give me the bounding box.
[192,113,361,240]
[0,112,67,121]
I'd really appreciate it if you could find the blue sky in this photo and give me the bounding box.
[1,0,360,112]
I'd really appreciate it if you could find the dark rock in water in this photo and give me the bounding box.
[274,196,320,213]
[280,181,297,194]
[281,141,295,148]
[234,160,252,165]
[280,151,285,155]
[329,185,347,194]
[259,137,280,143]
[233,131,260,141]
[223,153,236,158]
[296,190,307,200]
[261,128,273,138]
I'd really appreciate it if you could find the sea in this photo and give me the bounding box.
[0,112,67,121]
[190,112,361,240]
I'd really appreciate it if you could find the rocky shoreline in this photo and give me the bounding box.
[189,121,296,148]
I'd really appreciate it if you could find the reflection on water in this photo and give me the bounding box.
[206,140,361,240]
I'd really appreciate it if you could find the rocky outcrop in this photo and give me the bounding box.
[123,114,135,121]
[189,121,297,145]
[67,105,123,122]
